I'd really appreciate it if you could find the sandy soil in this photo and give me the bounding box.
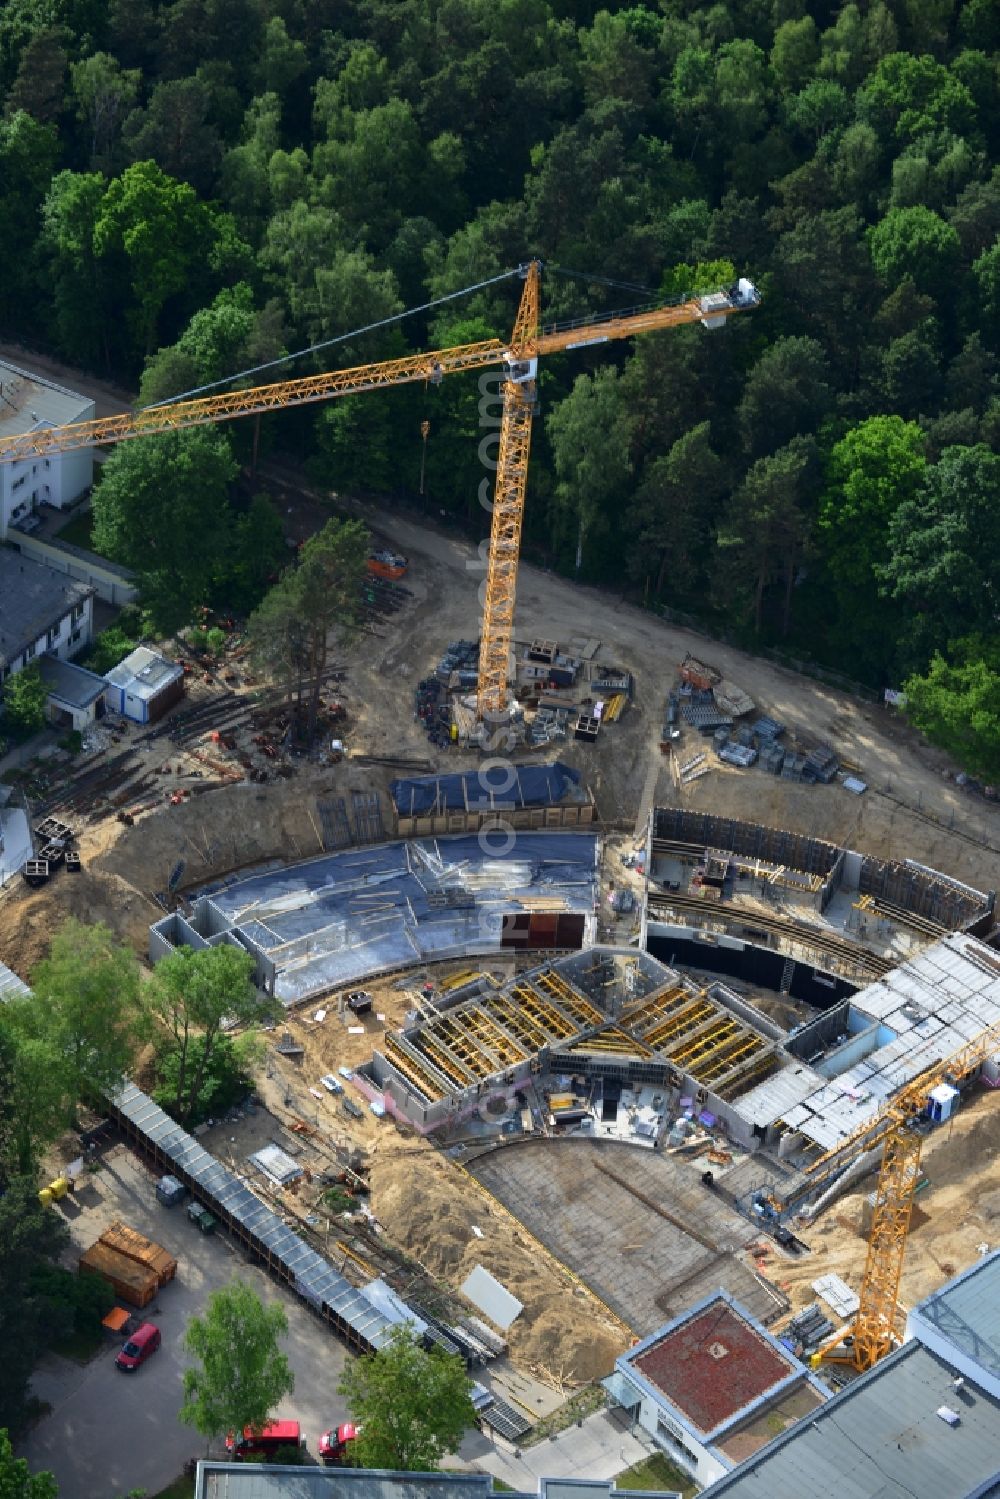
[4,349,1000,1380]
[771,1086,1000,1321]
[260,980,631,1387]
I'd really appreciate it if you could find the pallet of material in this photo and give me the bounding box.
[80,1241,159,1308]
[680,655,720,691]
[713,680,755,718]
[100,1221,177,1287]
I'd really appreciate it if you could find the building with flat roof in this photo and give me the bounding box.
[0,359,94,541]
[606,1293,827,1489]
[0,548,94,683]
[700,1339,1000,1499]
[37,654,108,731]
[907,1248,1000,1400]
[194,1468,681,1499]
[104,645,184,723]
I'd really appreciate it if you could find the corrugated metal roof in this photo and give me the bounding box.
[110,1082,396,1348]
[910,1251,1000,1386]
[766,935,1000,1151]
[700,1344,1000,1499]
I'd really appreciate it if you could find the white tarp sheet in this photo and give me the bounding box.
[460,1264,523,1329]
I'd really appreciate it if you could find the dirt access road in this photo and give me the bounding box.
[6,337,1000,889]
[295,472,1000,893]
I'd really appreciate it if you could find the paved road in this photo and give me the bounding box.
[473,1408,655,1488]
[17,1148,352,1497]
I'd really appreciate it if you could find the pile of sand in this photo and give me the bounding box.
[775,1088,1000,1319]
[0,864,154,978]
[369,1135,628,1385]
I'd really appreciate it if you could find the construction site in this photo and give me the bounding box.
[7,268,1000,1480]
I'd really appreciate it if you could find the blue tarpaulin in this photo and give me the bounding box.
[390,761,582,816]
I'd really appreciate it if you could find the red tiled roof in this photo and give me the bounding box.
[630,1302,797,1435]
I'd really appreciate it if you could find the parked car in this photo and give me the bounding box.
[320,1074,344,1095]
[225,1420,303,1460]
[115,1321,161,1371]
[318,1422,361,1466]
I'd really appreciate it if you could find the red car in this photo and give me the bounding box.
[318,1422,360,1466]
[115,1322,161,1371]
[225,1420,302,1460]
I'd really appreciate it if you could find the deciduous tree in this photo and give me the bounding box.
[92,429,237,633]
[181,1282,294,1448]
[339,1326,476,1472]
[2,664,47,734]
[146,945,270,1126]
[0,1430,57,1498]
[30,919,142,1111]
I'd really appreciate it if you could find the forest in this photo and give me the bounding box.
[1,0,999,763]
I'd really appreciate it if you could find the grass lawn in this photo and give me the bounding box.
[55,508,95,550]
[616,1453,697,1498]
[51,1326,104,1363]
[151,1476,195,1499]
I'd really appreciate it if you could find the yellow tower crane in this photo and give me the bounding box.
[776,1008,1000,1372]
[0,262,759,719]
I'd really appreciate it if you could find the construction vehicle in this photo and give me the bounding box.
[0,265,758,721]
[773,1007,1000,1373]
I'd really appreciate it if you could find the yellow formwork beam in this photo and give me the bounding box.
[571,1025,652,1057]
[383,1036,446,1103]
[620,982,689,1030]
[669,1017,740,1069]
[534,969,604,1028]
[643,1000,714,1051]
[714,1050,776,1100]
[695,1031,764,1082]
[509,980,579,1040]
[419,1029,480,1085]
[457,1007,527,1067]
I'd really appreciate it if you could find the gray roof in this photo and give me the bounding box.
[910,1250,1000,1387]
[105,644,182,698]
[700,1343,1000,1499]
[0,548,93,668]
[197,1469,524,1499]
[195,1469,680,1499]
[37,654,107,709]
[0,358,93,441]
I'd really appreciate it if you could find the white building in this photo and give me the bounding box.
[104,645,184,724]
[605,1293,827,1489]
[0,359,95,541]
[0,549,94,684]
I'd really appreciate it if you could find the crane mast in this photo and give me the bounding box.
[478,262,540,726]
[0,265,759,718]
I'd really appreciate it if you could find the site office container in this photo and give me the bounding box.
[79,1241,159,1308]
[99,1220,177,1288]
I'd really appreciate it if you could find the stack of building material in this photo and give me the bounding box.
[713,679,755,718]
[760,741,786,775]
[100,1221,177,1288]
[802,743,839,783]
[785,1302,835,1357]
[781,752,807,780]
[752,716,785,741]
[719,743,758,768]
[80,1241,158,1308]
[680,655,720,691]
[681,702,733,732]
